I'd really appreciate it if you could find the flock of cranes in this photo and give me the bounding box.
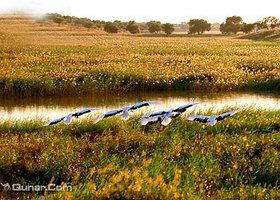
[45,101,240,127]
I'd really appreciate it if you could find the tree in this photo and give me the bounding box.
[220,16,243,34]
[63,15,75,24]
[261,16,280,29]
[254,21,264,30]
[162,23,175,35]
[138,23,148,31]
[83,21,93,30]
[226,16,243,24]
[73,18,94,30]
[92,20,105,28]
[113,20,128,30]
[126,21,140,34]
[53,16,63,25]
[47,13,64,25]
[146,21,161,33]
[104,22,118,33]
[188,19,211,34]
[242,23,255,34]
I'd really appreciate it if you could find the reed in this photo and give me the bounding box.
[1,18,280,96]
[0,109,279,198]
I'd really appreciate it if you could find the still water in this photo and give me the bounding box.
[0,91,279,121]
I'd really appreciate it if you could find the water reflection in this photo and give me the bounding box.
[0,91,279,121]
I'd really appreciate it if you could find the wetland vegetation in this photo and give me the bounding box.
[0,18,279,97]
[0,17,279,199]
[0,109,279,199]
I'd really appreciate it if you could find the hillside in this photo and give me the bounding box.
[239,29,280,41]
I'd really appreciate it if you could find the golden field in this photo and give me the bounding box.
[0,17,279,96]
[0,17,280,199]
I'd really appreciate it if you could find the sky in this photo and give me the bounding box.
[0,0,279,23]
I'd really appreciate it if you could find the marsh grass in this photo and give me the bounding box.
[0,18,280,96]
[0,109,279,199]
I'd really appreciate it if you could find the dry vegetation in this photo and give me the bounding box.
[0,17,279,96]
[0,17,280,199]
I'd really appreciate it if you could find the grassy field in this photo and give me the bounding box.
[0,109,279,199]
[0,18,279,96]
[0,17,280,199]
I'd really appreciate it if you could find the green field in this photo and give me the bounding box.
[0,19,279,96]
[0,109,279,199]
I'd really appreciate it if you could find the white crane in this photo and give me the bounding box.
[140,102,199,126]
[122,101,159,120]
[45,108,99,126]
[94,108,125,123]
[187,110,240,126]
[95,101,159,123]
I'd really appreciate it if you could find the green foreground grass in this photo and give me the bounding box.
[0,109,279,199]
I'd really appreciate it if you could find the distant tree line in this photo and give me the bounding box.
[188,16,280,35]
[220,16,280,34]
[44,13,175,35]
[43,13,280,35]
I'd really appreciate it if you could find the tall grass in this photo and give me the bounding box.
[0,18,280,96]
[0,109,279,199]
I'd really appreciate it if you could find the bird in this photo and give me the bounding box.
[140,114,166,126]
[172,102,200,114]
[45,115,69,126]
[64,108,100,124]
[161,102,199,126]
[141,102,199,126]
[140,110,168,120]
[122,101,159,120]
[95,101,159,123]
[45,107,99,126]
[187,110,240,126]
[94,108,125,123]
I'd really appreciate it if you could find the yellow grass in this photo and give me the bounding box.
[0,17,279,96]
